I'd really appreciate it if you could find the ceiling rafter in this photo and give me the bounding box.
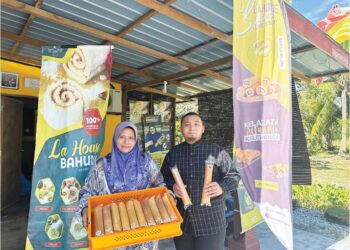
[178,65,232,82]
[136,0,232,45]
[1,0,230,85]
[1,50,188,101]
[2,30,46,47]
[1,51,40,66]
[292,69,312,83]
[102,0,176,45]
[168,80,209,93]
[116,0,176,38]
[9,0,44,55]
[116,37,218,80]
[127,56,232,91]
[292,45,316,55]
[2,29,206,95]
[115,79,191,101]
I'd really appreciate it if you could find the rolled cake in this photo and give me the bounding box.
[63,46,111,84]
[42,79,84,130]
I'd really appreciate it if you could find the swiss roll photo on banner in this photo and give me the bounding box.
[233,1,293,249]
[26,45,113,250]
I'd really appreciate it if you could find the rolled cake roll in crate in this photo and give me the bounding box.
[88,186,182,250]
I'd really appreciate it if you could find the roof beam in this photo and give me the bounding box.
[112,62,156,79]
[136,0,232,45]
[286,4,350,69]
[292,69,311,83]
[127,56,232,91]
[9,0,44,54]
[2,29,204,95]
[292,45,316,55]
[310,69,350,78]
[2,30,46,47]
[1,50,188,100]
[1,51,41,66]
[141,86,191,101]
[168,81,209,93]
[178,65,232,82]
[1,0,230,84]
[116,0,176,38]
[116,79,191,101]
[116,37,218,80]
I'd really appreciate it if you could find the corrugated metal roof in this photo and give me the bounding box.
[1,6,29,34]
[1,0,349,99]
[1,37,15,52]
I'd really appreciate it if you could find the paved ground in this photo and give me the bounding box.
[1,197,349,250]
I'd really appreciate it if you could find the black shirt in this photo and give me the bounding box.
[161,140,240,236]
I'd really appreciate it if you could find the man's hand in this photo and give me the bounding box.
[204,182,223,198]
[82,208,88,229]
[156,136,165,146]
[173,183,187,199]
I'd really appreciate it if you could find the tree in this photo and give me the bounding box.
[338,73,349,156]
[297,81,341,153]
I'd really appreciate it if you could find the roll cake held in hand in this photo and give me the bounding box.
[63,46,111,84]
[201,156,215,207]
[42,79,85,130]
[170,165,192,209]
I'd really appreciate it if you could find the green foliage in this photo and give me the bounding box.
[297,81,342,153]
[292,184,350,211]
[175,117,184,145]
[309,101,340,152]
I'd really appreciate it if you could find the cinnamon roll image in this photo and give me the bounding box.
[42,79,84,130]
[63,46,111,84]
[244,88,255,97]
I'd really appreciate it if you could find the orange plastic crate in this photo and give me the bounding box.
[88,186,183,249]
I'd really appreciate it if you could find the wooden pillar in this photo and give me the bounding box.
[228,191,260,250]
[122,86,127,121]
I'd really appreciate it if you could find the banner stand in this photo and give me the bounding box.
[228,191,260,250]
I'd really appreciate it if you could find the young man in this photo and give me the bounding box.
[161,112,240,250]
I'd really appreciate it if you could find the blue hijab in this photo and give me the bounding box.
[103,121,150,193]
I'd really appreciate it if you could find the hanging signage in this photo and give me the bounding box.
[129,100,150,151]
[143,115,170,168]
[233,1,293,249]
[26,45,113,250]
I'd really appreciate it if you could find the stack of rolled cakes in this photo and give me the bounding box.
[93,194,178,236]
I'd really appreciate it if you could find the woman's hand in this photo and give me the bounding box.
[173,183,187,199]
[82,208,88,229]
[204,182,223,198]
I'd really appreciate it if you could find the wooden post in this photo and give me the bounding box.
[122,86,127,121]
[228,191,260,250]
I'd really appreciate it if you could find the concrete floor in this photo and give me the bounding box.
[1,197,349,250]
[1,196,30,250]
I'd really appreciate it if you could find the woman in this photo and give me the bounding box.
[78,121,164,250]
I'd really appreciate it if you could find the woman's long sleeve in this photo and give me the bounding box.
[77,159,108,217]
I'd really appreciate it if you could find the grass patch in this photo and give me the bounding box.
[293,151,350,219]
[292,184,350,211]
[310,152,350,188]
[325,206,350,226]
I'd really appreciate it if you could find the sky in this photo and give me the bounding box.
[291,0,349,24]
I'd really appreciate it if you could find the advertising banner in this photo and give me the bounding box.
[237,182,264,233]
[233,1,293,249]
[129,100,150,151]
[143,115,170,168]
[26,45,112,249]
